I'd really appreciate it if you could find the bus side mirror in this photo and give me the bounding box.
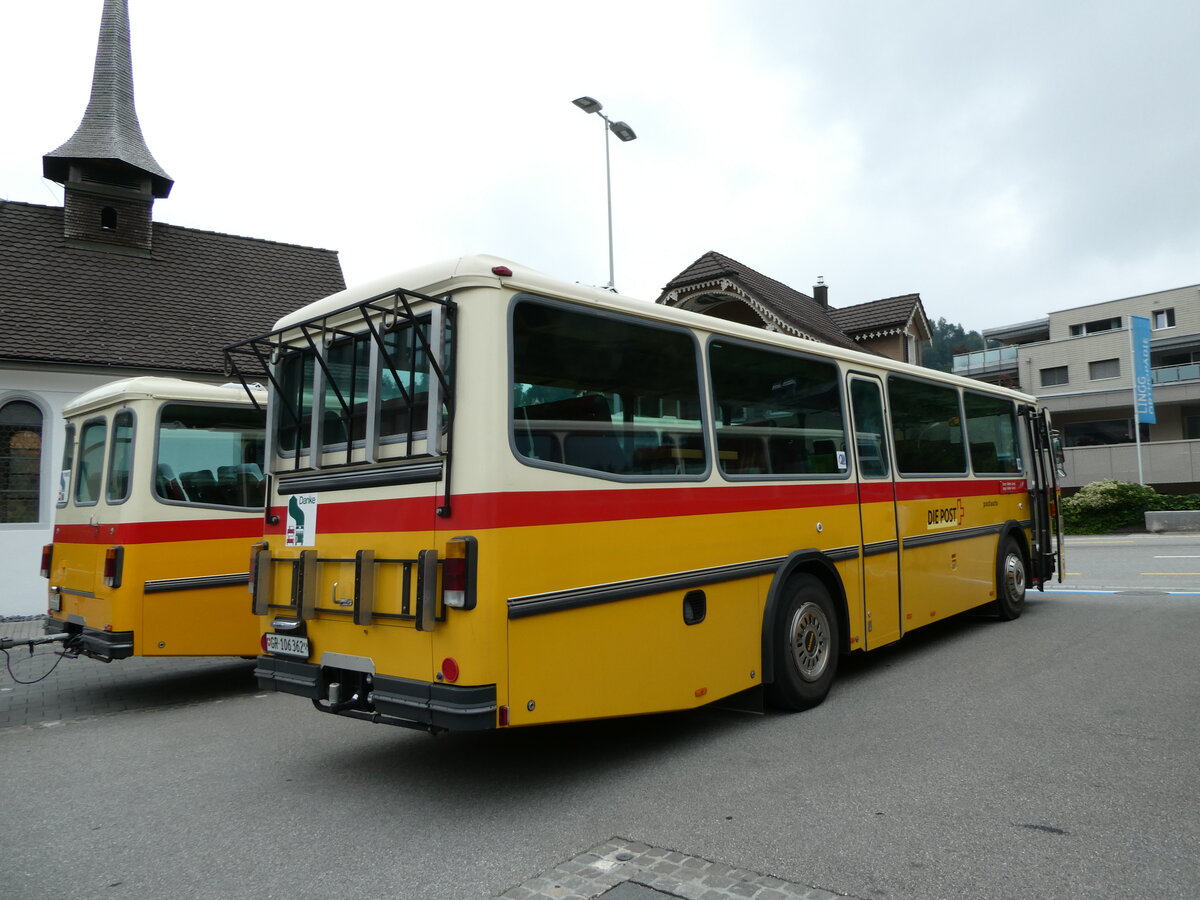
[1051,431,1067,478]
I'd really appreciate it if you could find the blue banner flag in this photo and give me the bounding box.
[1130,315,1155,425]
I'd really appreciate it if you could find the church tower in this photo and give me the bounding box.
[42,0,173,255]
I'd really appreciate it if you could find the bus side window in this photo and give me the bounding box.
[709,339,846,478]
[512,299,705,479]
[964,390,1022,475]
[888,376,967,476]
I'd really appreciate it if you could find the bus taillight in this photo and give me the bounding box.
[442,536,478,610]
[103,546,124,588]
[40,544,53,579]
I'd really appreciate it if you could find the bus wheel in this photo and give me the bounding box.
[766,574,839,711]
[995,537,1027,621]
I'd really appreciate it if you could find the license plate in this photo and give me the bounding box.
[265,632,310,659]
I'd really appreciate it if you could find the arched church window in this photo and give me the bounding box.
[0,400,43,523]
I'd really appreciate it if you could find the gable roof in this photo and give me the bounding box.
[828,293,930,342]
[657,251,861,351]
[0,200,345,373]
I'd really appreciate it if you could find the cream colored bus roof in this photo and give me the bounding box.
[64,376,261,418]
[272,253,1036,406]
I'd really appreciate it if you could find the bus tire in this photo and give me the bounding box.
[766,573,839,711]
[994,536,1027,621]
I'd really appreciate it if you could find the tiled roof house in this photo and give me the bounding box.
[658,251,930,363]
[0,0,345,615]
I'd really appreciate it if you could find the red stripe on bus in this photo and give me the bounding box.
[260,478,1028,536]
[54,518,264,545]
[268,483,864,534]
[895,479,1027,501]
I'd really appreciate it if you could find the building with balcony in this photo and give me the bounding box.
[953,284,1200,491]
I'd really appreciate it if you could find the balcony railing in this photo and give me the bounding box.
[952,346,1018,373]
[1151,363,1200,384]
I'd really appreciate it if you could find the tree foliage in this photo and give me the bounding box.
[921,317,986,373]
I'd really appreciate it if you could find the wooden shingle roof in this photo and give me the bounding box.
[828,293,928,340]
[0,200,345,373]
[658,251,861,351]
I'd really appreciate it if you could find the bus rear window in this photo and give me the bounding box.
[512,299,706,478]
[57,423,75,507]
[106,409,135,503]
[156,404,265,509]
[75,419,106,505]
[275,318,444,456]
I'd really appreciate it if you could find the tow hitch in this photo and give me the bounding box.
[0,631,109,662]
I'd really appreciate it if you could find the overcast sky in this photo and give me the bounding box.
[3,1,1197,333]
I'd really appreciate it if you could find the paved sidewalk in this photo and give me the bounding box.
[499,838,840,900]
[0,616,257,729]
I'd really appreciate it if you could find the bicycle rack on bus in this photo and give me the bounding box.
[223,286,458,517]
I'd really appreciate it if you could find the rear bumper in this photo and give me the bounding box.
[45,617,134,659]
[254,655,497,732]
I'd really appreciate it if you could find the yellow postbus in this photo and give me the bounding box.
[42,377,266,660]
[225,255,1064,732]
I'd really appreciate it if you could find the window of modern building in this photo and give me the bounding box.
[1186,415,1200,440]
[1069,316,1121,337]
[1089,358,1120,380]
[1158,350,1197,367]
[1153,308,1176,330]
[0,399,43,524]
[1040,366,1069,387]
[1063,419,1148,447]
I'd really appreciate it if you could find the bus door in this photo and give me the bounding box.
[1020,405,1065,587]
[849,376,902,648]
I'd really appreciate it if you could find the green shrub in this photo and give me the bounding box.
[1155,493,1200,511]
[1062,480,1160,534]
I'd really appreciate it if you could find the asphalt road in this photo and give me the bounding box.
[1,534,1198,900]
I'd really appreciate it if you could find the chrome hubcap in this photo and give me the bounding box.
[787,601,831,682]
[1004,552,1026,602]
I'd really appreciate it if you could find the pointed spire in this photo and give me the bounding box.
[43,0,173,198]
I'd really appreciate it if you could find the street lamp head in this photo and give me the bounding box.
[572,96,603,114]
[608,120,637,142]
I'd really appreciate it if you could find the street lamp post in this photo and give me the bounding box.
[572,96,636,291]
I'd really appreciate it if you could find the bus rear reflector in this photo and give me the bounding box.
[40,544,53,579]
[442,536,477,610]
[103,546,124,588]
[441,657,460,683]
